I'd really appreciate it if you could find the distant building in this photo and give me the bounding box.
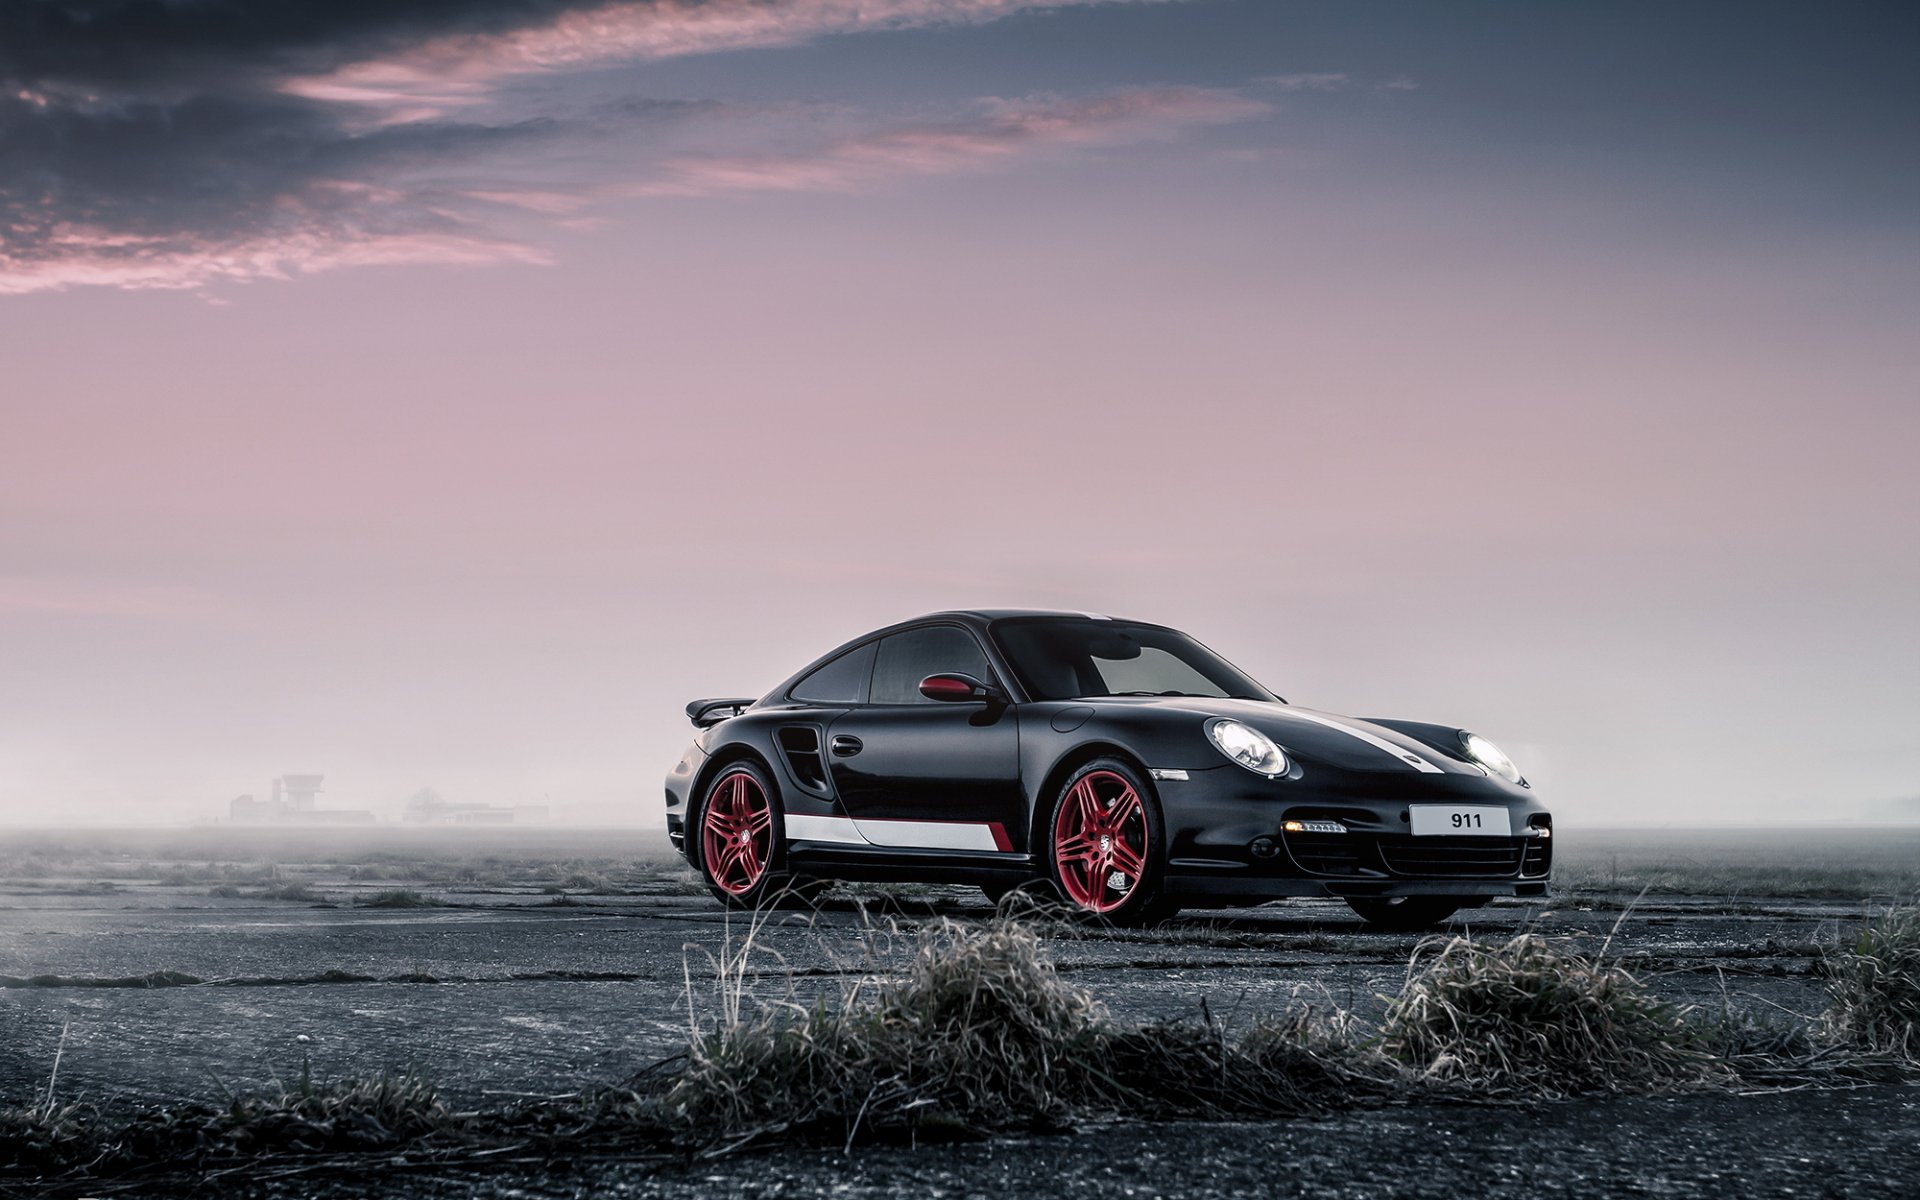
[227,775,376,824]
[401,788,549,826]
[275,773,325,812]
[228,793,283,822]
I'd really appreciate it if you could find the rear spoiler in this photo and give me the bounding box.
[686,697,755,728]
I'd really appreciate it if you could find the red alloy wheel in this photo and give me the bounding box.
[700,771,773,896]
[1052,770,1149,914]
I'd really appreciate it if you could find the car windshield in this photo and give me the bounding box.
[990,618,1277,703]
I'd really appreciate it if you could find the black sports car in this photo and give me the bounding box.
[664,610,1550,928]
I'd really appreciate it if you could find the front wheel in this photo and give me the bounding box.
[1047,760,1177,926]
[1345,896,1467,931]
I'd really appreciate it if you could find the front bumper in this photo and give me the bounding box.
[1154,763,1552,901]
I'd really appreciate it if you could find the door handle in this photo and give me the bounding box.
[830,734,863,757]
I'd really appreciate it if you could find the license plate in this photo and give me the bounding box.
[1409,804,1511,837]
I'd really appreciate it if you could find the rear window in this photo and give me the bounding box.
[788,642,876,704]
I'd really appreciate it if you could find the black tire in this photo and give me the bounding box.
[1345,896,1465,931]
[1044,758,1177,927]
[691,760,800,910]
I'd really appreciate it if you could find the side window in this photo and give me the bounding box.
[869,626,994,705]
[788,642,877,704]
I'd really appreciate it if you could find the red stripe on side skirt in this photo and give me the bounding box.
[988,822,1013,852]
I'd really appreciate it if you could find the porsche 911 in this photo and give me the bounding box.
[664,610,1550,928]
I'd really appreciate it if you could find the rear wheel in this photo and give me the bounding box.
[1345,896,1468,931]
[1047,760,1178,926]
[695,762,799,909]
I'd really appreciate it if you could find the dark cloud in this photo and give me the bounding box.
[0,1,598,91]
[1,91,549,251]
[0,0,1148,290]
[0,1,634,289]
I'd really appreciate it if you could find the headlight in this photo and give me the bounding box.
[1460,732,1522,784]
[1206,719,1290,778]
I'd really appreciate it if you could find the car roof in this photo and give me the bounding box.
[914,608,1147,624]
[759,609,1179,707]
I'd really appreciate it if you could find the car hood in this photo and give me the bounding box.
[1093,696,1482,776]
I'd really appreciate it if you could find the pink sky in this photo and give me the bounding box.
[2,1,1916,826]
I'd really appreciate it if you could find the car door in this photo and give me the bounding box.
[826,624,1023,855]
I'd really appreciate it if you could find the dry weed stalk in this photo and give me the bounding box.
[1382,933,1721,1096]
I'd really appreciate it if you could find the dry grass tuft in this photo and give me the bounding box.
[661,917,1107,1148]
[220,1065,458,1153]
[1821,906,1920,1061]
[877,917,1107,1107]
[0,1100,99,1175]
[1381,934,1718,1096]
[0,1067,459,1177]
[1102,1003,1394,1119]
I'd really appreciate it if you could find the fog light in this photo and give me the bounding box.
[1283,820,1347,834]
[1526,825,1551,839]
[1250,836,1279,858]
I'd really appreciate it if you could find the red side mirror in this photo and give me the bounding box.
[919,673,993,702]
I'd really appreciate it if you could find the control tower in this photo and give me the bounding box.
[273,774,325,812]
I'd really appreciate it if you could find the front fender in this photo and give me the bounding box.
[1014,704,1222,848]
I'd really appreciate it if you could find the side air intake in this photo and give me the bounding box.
[777,725,830,793]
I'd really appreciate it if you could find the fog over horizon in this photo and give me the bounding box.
[3,1,1916,831]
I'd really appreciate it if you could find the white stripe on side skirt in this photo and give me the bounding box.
[782,813,870,845]
[783,812,1013,852]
